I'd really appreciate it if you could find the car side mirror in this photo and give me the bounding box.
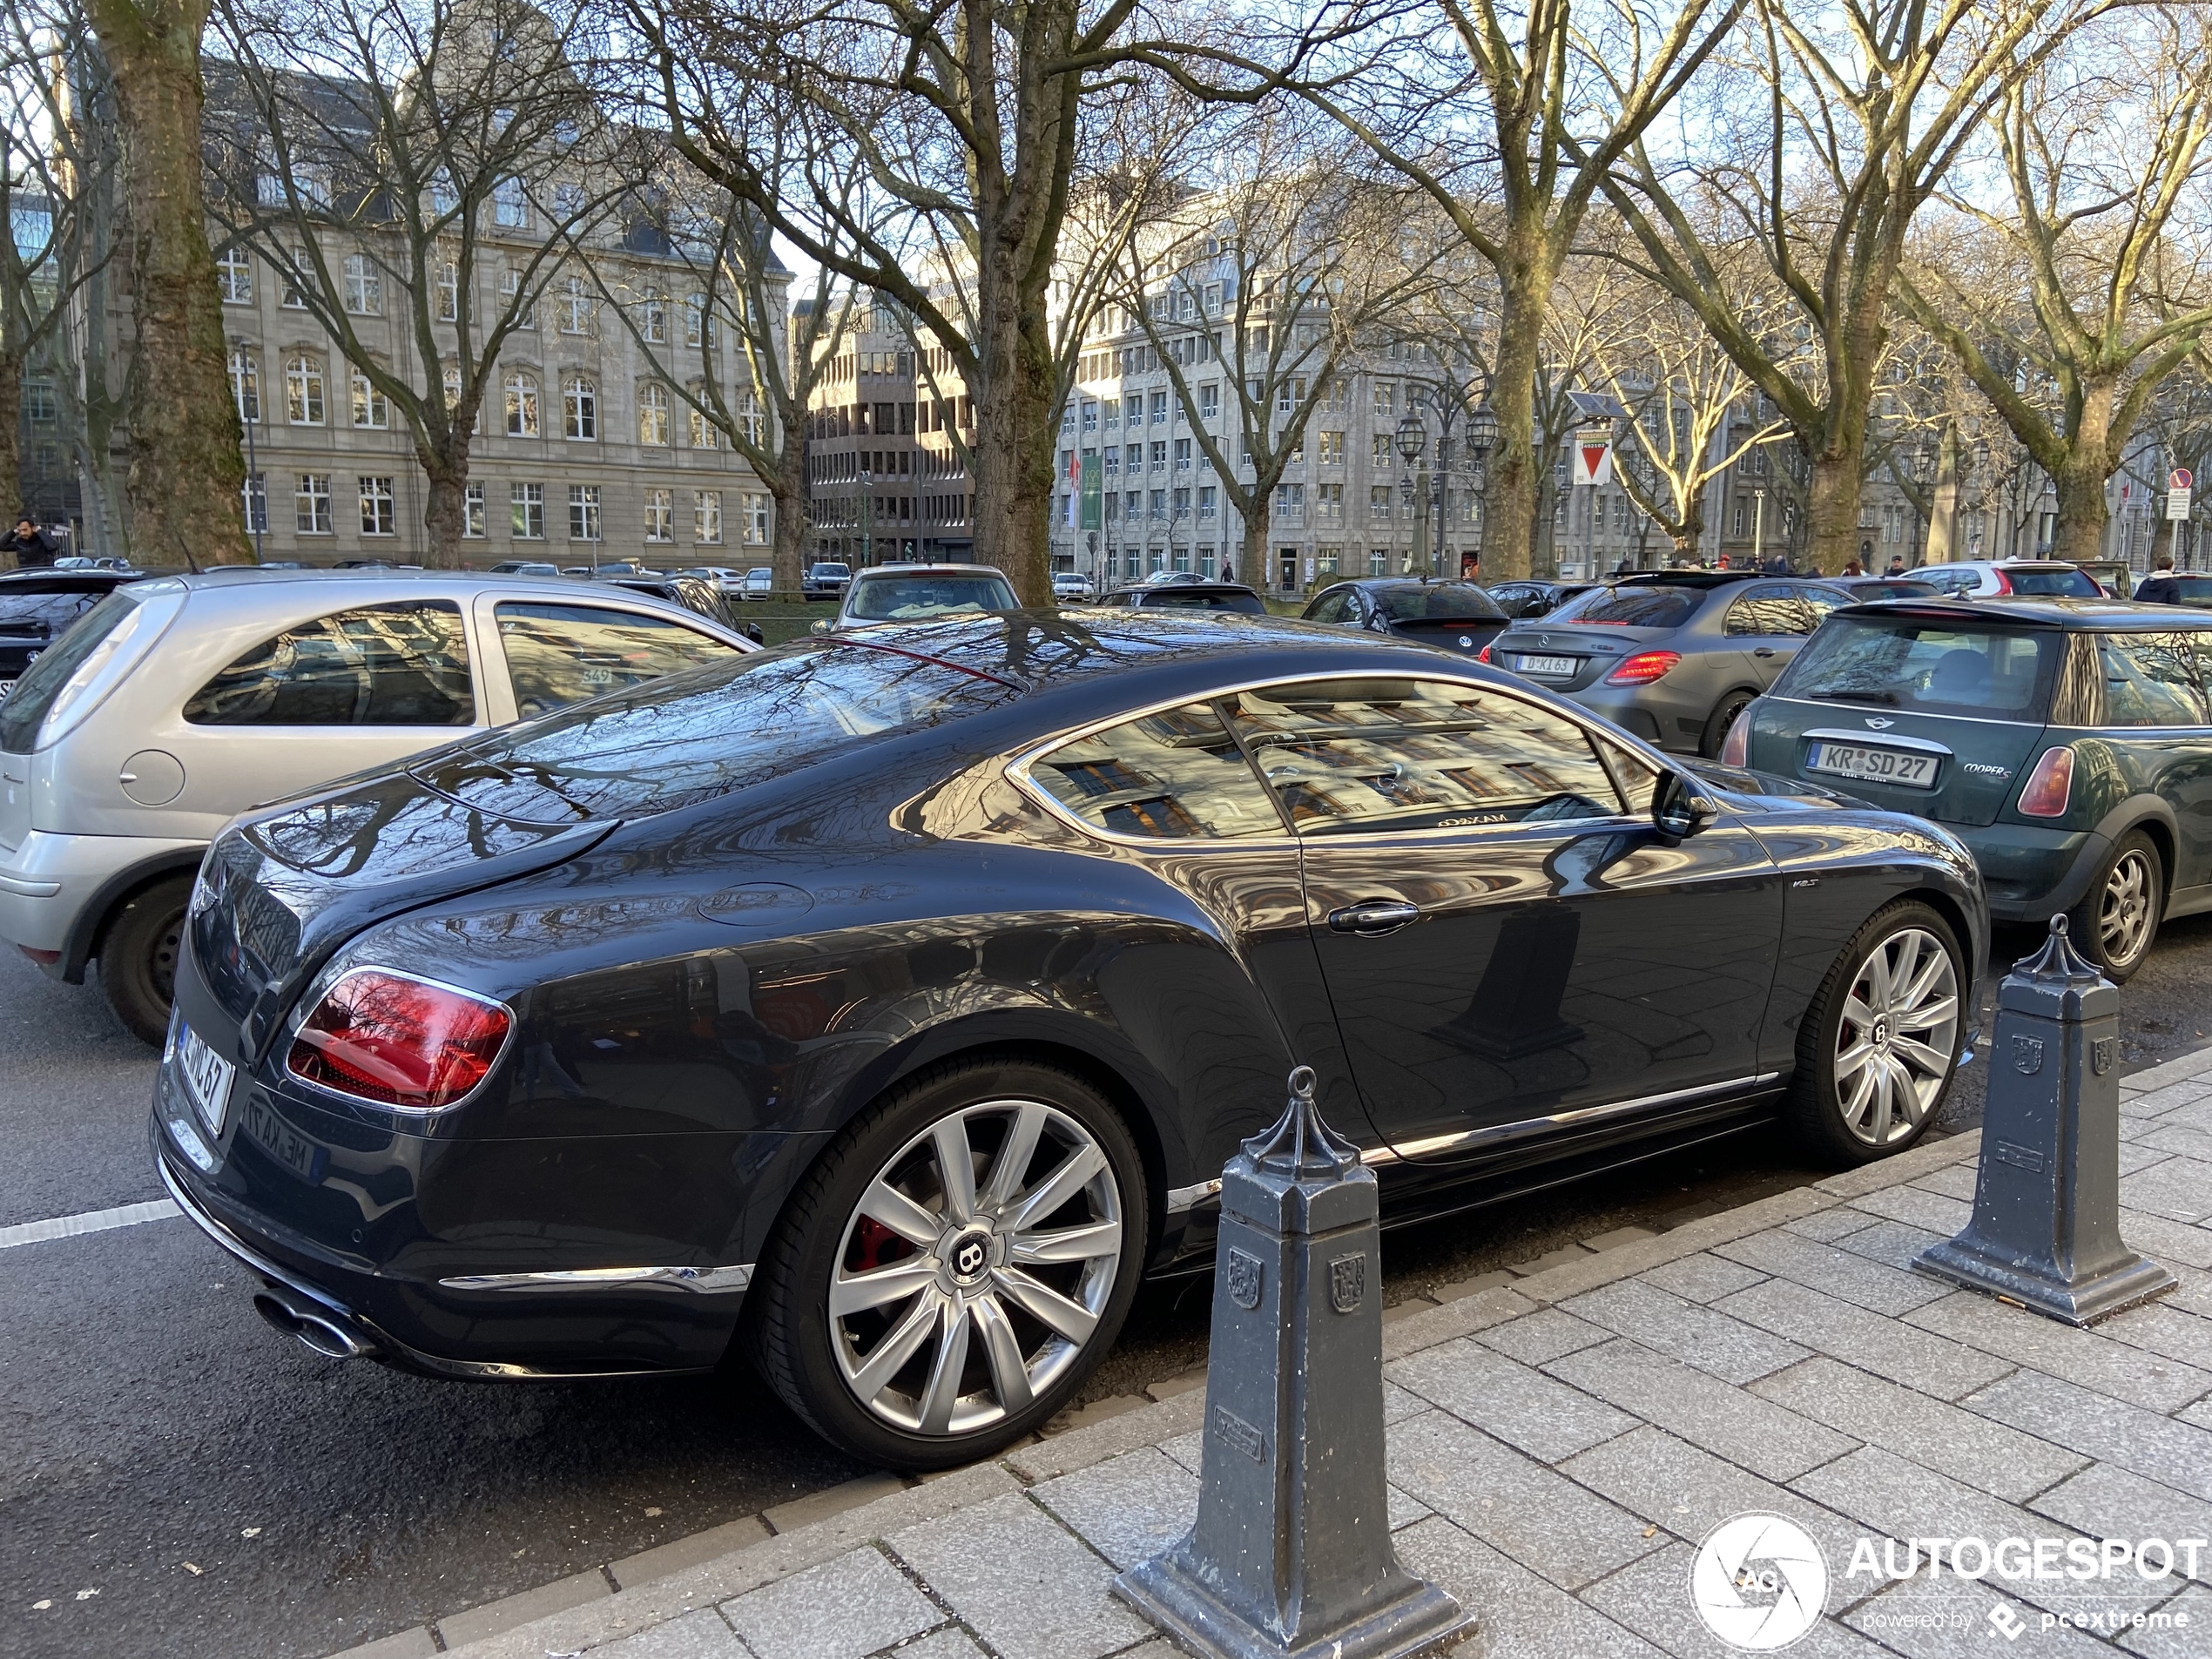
[809,618,831,636]
[1653,771,1718,840]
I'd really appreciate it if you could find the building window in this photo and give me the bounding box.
[689,405,719,449]
[1316,482,1344,525]
[462,482,486,537]
[350,368,389,429]
[742,491,770,544]
[638,382,670,446]
[442,367,479,433]
[505,371,539,437]
[695,489,723,543]
[24,381,57,423]
[644,488,673,542]
[241,473,267,534]
[429,169,458,216]
[1198,485,1217,523]
[359,475,395,536]
[280,250,311,309]
[1174,438,1191,471]
[342,253,381,315]
[1274,482,1305,523]
[553,183,584,221]
[285,354,325,425]
[1199,382,1219,420]
[436,261,459,321]
[1368,548,1387,576]
[1317,430,1345,465]
[641,289,666,344]
[685,293,713,348]
[511,482,544,539]
[229,349,260,423]
[1370,484,1393,522]
[295,474,332,534]
[568,484,601,542]
[1373,381,1396,417]
[736,392,765,445]
[492,176,529,229]
[217,246,253,303]
[500,267,535,327]
[1150,390,1168,424]
[559,275,594,335]
[1318,546,1341,576]
[563,375,597,440]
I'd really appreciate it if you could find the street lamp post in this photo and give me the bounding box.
[1465,402,1497,576]
[231,334,265,563]
[1395,413,1429,577]
[860,467,873,569]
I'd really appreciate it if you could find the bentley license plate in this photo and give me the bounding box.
[177,1024,237,1137]
[1807,741,1939,789]
[1513,654,1577,677]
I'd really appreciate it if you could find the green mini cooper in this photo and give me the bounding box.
[1723,598,2212,980]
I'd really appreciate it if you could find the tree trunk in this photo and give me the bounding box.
[421,458,467,571]
[0,351,21,564]
[1238,500,1271,589]
[1531,462,1559,579]
[964,246,1055,605]
[87,0,251,565]
[1804,449,1865,575]
[771,412,807,590]
[1481,282,1544,583]
[1925,425,1959,563]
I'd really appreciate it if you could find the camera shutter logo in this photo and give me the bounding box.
[1689,1513,1828,1650]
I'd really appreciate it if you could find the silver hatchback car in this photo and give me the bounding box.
[0,570,753,1042]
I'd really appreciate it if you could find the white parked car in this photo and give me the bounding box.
[1051,570,1095,603]
[0,570,753,1042]
[743,567,775,600]
[1909,560,2102,599]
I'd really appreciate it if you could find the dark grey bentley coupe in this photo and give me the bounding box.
[155,611,1986,1467]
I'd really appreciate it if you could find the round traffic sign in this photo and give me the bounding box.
[2172,468,2193,490]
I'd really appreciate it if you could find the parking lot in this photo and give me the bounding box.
[6,910,2209,1659]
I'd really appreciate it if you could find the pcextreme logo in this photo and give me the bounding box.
[1690,1514,1830,1650]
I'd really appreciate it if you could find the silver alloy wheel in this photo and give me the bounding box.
[2097,848,2157,968]
[827,1099,1123,1437]
[1834,926,1959,1147]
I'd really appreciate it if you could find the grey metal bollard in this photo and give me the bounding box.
[1912,915,2175,1325]
[1113,1067,1471,1659]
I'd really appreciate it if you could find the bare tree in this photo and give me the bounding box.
[1595,0,2090,571]
[1898,9,2212,563]
[1111,113,1440,576]
[212,0,631,567]
[82,0,251,562]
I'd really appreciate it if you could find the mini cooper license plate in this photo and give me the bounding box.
[177,1024,237,1137]
[1513,653,1577,677]
[1807,740,1939,789]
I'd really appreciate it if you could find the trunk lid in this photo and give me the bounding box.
[1387,616,1508,655]
[1489,622,1665,691]
[189,771,611,1060]
[1757,698,2048,827]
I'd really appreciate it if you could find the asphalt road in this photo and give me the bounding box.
[4,913,2209,1659]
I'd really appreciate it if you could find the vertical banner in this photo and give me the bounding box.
[1081,453,1103,530]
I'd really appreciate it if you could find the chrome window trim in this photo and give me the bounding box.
[1003,665,1675,853]
[438,1264,754,1294]
[281,965,519,1116]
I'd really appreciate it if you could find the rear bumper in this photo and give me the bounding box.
[0,830,206,965]
[1559,681,1710,752]
[1953,821,2107,922]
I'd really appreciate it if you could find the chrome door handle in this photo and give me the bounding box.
[1753,647,1777,658]
[1327,900,1420,935]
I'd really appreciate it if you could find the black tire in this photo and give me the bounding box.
[1786,900,1966,1166]
[2066,829,2162,983]
[98,874,192,1046]
[745,1055,1149,1470]
[1701,689,1756,759]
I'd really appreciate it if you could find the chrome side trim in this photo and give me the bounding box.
[1801,728,1954,759]
[1165,1178,1224,1215]
[438,1264,755,1294]
[1357,1072,1782,1165]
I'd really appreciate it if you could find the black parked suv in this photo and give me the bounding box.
[1301,577,1510,657]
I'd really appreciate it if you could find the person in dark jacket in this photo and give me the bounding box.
[2135,556,2182,604]
[2,515,59,569]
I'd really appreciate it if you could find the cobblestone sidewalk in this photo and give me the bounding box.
[350,1043,2212,1659]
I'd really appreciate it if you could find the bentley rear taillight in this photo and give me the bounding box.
[2018,746,2074,818]
[287,970,511,1109]
[1606,651,1681,685]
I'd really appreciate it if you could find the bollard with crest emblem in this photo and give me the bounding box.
[1913,915,2175,1325]
[1112,1067,1470,1659]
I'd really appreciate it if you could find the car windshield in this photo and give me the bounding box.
[418,641,1017,821]
[2006,566,2101,597]
[1374,584,1506,622]
[813,564,851,577]
[1774,616,2060,721]
[846,573,1017,621]
[1557,586,1702,629]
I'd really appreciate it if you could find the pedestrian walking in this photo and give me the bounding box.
[2134,556,2182,604]
[1,513,58,569]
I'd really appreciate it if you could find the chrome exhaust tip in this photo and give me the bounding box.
[253,1289,375,1360]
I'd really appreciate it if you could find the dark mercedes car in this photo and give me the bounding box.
[1301,578,1511,657]
[154,613,1984,1468]
[0,569,156,695]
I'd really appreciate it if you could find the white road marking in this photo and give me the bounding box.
[0,1197,180,1250]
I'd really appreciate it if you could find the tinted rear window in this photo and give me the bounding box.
[0,590,141,753]
[1774,617,2060,720]
[2008,567,2101,597]
[419,641,1016,821]
[1375,584,1506,622]
[1560,586,1701,629]
[2175,576,2212,602]
[1143,589,1265,613]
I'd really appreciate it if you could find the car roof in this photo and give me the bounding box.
[135,568,752,636]
[853,563,1008,577]
[1613,570,1768,588]
[1327,577,1483,591]
[1103,583,1261,599]
[1842,596,2212,630]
